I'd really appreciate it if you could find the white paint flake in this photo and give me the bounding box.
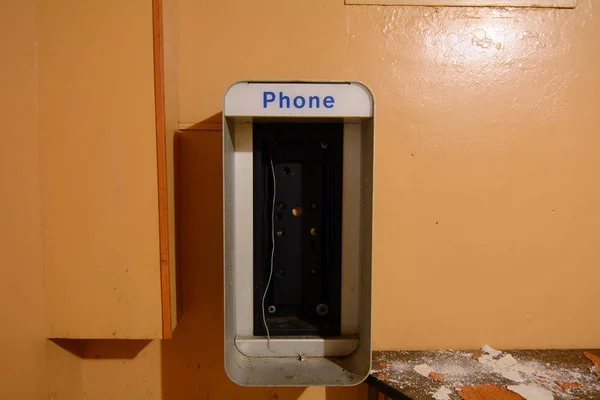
[414,363,434,378]
[482,345,502,358]
[431,386,453,400]
[507,384,554,400]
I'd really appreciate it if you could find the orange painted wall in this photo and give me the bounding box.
[0,1,47,398]
[88,2,598,398]
[2,1,600,399]
[178,0,600,350]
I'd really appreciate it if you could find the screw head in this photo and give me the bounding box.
[316,304,328,316]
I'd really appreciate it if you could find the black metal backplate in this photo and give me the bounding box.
[253,122,343,337]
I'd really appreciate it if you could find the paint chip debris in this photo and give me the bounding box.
[555,381,583,390]
[414,363,435,378]
[482,345,503,358]
[507,384,553,400]
[477,350,525,383]
[584,352,600,376]
[457,384,525,400]
[431,386,453,400]
[497,355,519,369]
[428,371,445,382]
[501,370,524,383]
[374,348,600,400]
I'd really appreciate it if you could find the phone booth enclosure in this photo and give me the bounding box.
[223,81,374,386]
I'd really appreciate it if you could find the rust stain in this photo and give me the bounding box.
[555,381,583,390]
[428,371,445,382]
[471,352,483,359]
[584,352,600,375]
[378,374,389,380]
[457,384,525,400]
[378,362,388,368]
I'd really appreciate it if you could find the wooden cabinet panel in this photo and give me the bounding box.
[38,0,176,339]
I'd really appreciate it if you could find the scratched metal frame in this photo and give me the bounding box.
[345,0,577,7]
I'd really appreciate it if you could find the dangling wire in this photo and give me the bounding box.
[261,147,276,351]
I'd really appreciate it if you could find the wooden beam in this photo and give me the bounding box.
[152,0,173,339]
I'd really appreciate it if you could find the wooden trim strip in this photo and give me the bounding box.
[152,0,172,339]
[345,0,576,7]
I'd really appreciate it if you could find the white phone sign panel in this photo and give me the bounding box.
[224,82,373,118]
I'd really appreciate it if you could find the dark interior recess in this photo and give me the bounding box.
[253,122,343,337]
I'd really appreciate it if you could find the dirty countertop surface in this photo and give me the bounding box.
[368,347,600,400]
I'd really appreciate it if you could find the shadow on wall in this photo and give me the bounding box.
[161,113,366,399]
[50,339,152,360]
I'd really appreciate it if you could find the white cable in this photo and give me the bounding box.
[261,152,276,351]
